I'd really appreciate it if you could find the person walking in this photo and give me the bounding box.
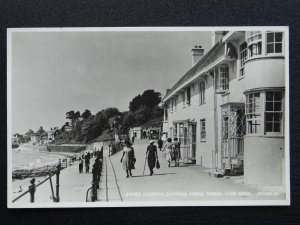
[146,140,158,176]
[79,158,83,173]
[85,157,90,173]
[162,138,173,167]
[172,138,181,167]
[157,138,163,151]
[120,141,135,178]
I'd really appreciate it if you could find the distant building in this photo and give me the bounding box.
[30,134,41,143]
[129,127,142,140]
[141,117,163,139]
[64,125,72,132]
[162,30,286,186]
[48,127,59,141]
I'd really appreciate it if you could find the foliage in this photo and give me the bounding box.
[25,89,163,144]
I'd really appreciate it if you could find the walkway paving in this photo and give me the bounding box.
[12,158,96,205]
[12,139,286,206]
[98,139,286,202]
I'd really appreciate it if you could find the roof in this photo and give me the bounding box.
[163,41,225,101]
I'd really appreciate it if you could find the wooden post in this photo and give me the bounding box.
[55,163,61,202]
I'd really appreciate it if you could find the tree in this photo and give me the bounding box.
[36,126,45,135]
[66,110,75,126]
[141,89,161,109]
[134,105,151,125]
[25,129,34,136]
[82,109,92,119]
[122,112,137,132]
[129,94,142,112]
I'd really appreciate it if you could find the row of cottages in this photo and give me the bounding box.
[162,31,286,186]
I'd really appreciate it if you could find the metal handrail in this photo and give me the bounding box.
[86,187,93,202]
[12,173,55,203]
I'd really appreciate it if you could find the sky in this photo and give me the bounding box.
[11,30,211,134]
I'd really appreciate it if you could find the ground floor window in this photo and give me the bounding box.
[200,119,206,141]
[245,89,284,136]
[265,91,283,133]
[246,93,261,134]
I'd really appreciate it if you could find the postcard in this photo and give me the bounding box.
[7,27,290,207]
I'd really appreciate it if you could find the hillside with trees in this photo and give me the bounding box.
[52,89,163,144]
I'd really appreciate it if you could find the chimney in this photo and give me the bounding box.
[191,45,204,66]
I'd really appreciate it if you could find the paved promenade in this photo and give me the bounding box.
[12,139,285,206]
[12,157,96,204]
[98,140,286,202]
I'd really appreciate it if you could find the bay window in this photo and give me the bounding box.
[246,93,261,134]
[247,31,262,59]
[265,91,283,133]
[245,90,284,135]
[239,42,247,77]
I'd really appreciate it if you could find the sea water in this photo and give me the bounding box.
[12,145,74,170]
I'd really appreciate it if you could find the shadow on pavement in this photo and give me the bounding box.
[131,173,176,178]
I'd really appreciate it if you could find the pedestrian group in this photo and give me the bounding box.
[120,137,181,178]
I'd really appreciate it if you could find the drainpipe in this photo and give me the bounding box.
[207,71,219,172]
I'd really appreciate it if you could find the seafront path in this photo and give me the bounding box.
[97,139,285,202]
[12,139,285,205]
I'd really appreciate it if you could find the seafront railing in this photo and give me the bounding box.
[86,147,103,202]
[12,163,61,203]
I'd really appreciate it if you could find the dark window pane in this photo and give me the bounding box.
[274,92,282,101]
[275,43,282,53]
[267,44,274,53]
[274,102,282,111]
[258,42,262,54]
[275,33,282,42]
[274,113,281,121]
[273,123,280,132]
[266,113,273,121]
[267,33,274,42]
[266,122,273,132]
[266,92,273,101]
[266,102,273,111]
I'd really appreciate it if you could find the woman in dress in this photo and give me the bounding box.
[162,138,173,167]
[120,141,135,178]
[146,140,158,176]
[172,138,181,167]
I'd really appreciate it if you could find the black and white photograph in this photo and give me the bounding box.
[7,27,290,208]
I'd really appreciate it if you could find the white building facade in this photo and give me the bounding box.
[162,31,286,186]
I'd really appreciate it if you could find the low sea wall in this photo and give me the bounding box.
[46,144,87,153]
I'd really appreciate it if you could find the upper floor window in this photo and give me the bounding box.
[239,42,247,77]
[170,99,174,113]
[265,91,283,133]
[247,31,262,59]
[199,81,205,105]
[182,92,186,108]
[174,96,177,111]
[186,87,191,105]
[219,66,229,91]
[164,106,168,120]
[246,92,261,134]
[266,32,283,54]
